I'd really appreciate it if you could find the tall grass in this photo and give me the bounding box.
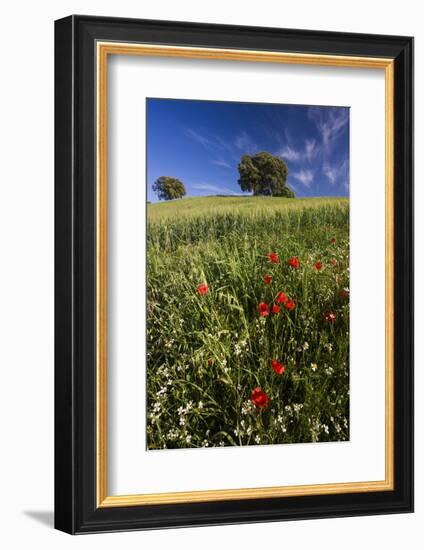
[146,197,349,449]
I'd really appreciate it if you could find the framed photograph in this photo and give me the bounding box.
[54,15,414,534]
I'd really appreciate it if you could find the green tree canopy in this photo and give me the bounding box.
[237,152,295,197]
[152,176,187,201]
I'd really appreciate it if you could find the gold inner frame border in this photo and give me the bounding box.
[96,42,394,508]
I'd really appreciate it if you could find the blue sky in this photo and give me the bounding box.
[146,98,349,202]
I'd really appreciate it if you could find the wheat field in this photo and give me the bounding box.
[146,196,350,450]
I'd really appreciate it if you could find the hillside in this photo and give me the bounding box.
[147,195,348,222]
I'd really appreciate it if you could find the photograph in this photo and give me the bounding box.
[146,98,350,450]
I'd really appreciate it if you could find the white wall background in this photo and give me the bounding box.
[0,1,420,548]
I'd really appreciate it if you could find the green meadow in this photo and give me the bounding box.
[146,196,350,449]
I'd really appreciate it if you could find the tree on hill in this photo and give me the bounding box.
[152,176,187,201]
[237,152,295,197]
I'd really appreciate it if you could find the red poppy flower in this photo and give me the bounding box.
[264,275,272,285]
[197,283,208,295]
[207,357,214,366]
[285,299,295,311]
[331,237,337,244]
[324,311,337,323]
[267,252,279,264]
[339,289,349,300]
[314,261,323,270]
[330,258,337,267]
[272,304,280,314]
[271,360,285,375]
[258,302,269,316]
[251,387,269,409]
[288,256,300,269]
[276,291,288,304]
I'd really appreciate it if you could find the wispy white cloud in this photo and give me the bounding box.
[184,128,215,150]
[308,107,349,151]
[278,139,320,164]
[215,136,237,157]
[211,158,232,169]
[287,182,299,194]
[305,138,319,161]
[278,145,302,162]
[292,169,314,187]
[192,183,238,195]
[323,162,338,185]
[235,132,258,153]
[184,127,241,163]
[323,159,349,187]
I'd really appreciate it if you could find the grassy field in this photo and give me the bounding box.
[146,196,350,450]
[147,195,348,222]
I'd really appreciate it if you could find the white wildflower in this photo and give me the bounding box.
[167,428,179,441]
[241,400,254,415]
[165,339,174,349]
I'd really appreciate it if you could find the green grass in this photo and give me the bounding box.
[147,195,348,222]
[146,196,350,449]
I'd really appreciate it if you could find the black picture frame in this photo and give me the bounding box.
[55,15,414,534]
